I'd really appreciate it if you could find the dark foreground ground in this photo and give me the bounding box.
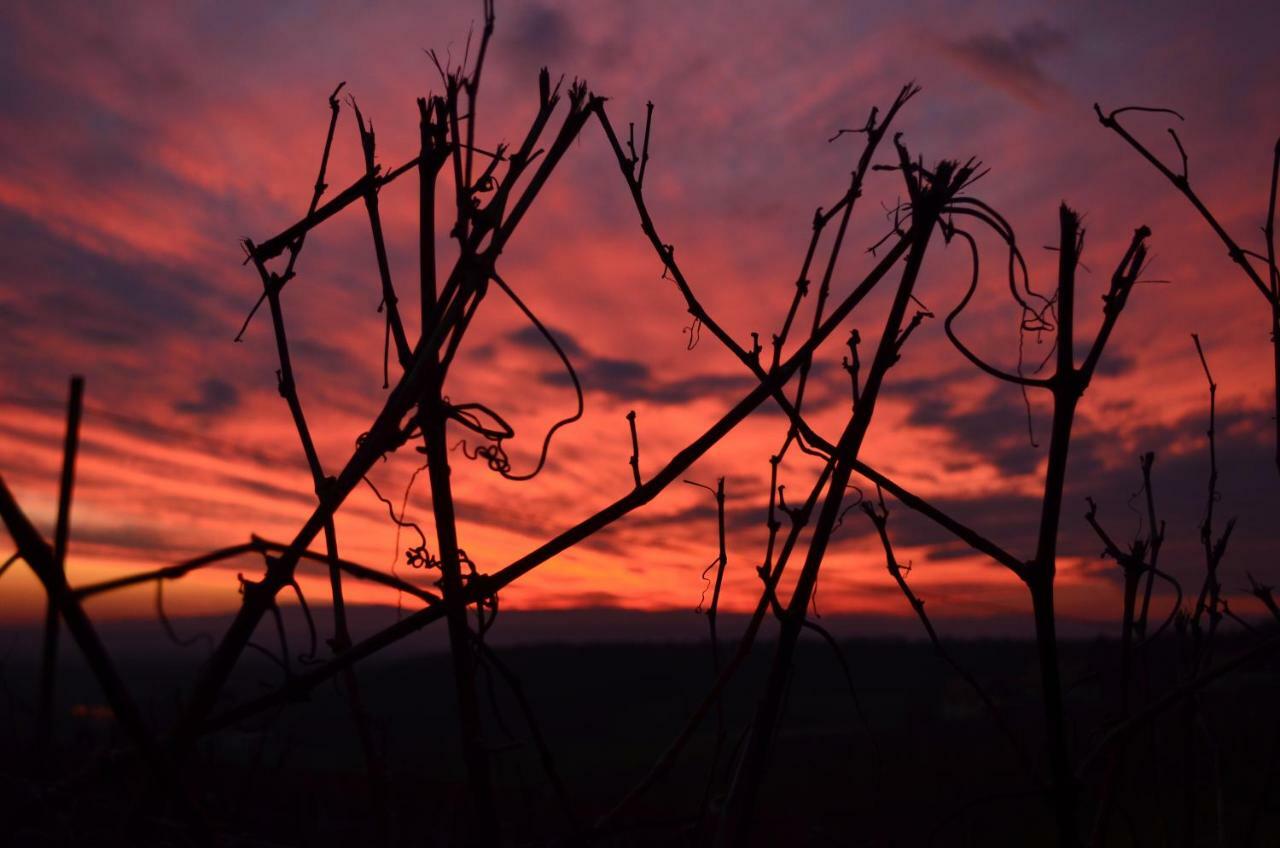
[0,612,1277,846]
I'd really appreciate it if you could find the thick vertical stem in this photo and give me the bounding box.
[1272,302,1280,473]
[420,102,439,329]
[1190,333,1226,670]
[1267,139,1279,474]
[322,518,388,840]
[52,378,82,578]
[1119,569,1139,718]
[1029,205,1083,848]
[707,477,728,672]
[1135,453,1160,638]
[1030,574,1078,846]
[421,386,496,845]
[707,476,729,799]
[418,88,494,839]
[37,375,82,757]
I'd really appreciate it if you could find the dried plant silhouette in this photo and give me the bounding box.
[2,5,1279,847]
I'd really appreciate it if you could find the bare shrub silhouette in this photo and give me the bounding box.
[2,5,1279,847]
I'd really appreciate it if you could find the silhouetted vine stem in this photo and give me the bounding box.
[199,228,922,739]
[1001,205,1150,848]
[685,475,730,823]
[0,476,173,798]
[1134,452,1165,639]
[163,76,603,780]
[1098,104,1280,471]
[717,149,962,846]
[1085,499,1148,724]
[248,215,386,815]
[352,97,413,370]
[595,83,918,397]
[1189,333,1234,671]
[602,87,1047,608]
[37,375,81,757]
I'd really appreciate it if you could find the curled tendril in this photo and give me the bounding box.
[447,401,516,441]
[458,549,479,581]
[453,438,513,475]
[362,472,434,573]
[695,557,718,614]
[405,546,436,570]
[832,487,867,532]
[155,579,211,650]
[288,579,319,664]
[475,591,499,637]
[446,270,584,482]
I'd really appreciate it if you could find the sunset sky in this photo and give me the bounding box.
[2,0,1278,637]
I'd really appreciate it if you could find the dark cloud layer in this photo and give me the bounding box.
[173,377,240,416]
[939,21,1072,108]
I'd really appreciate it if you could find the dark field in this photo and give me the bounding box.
[2,613,1276,846]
